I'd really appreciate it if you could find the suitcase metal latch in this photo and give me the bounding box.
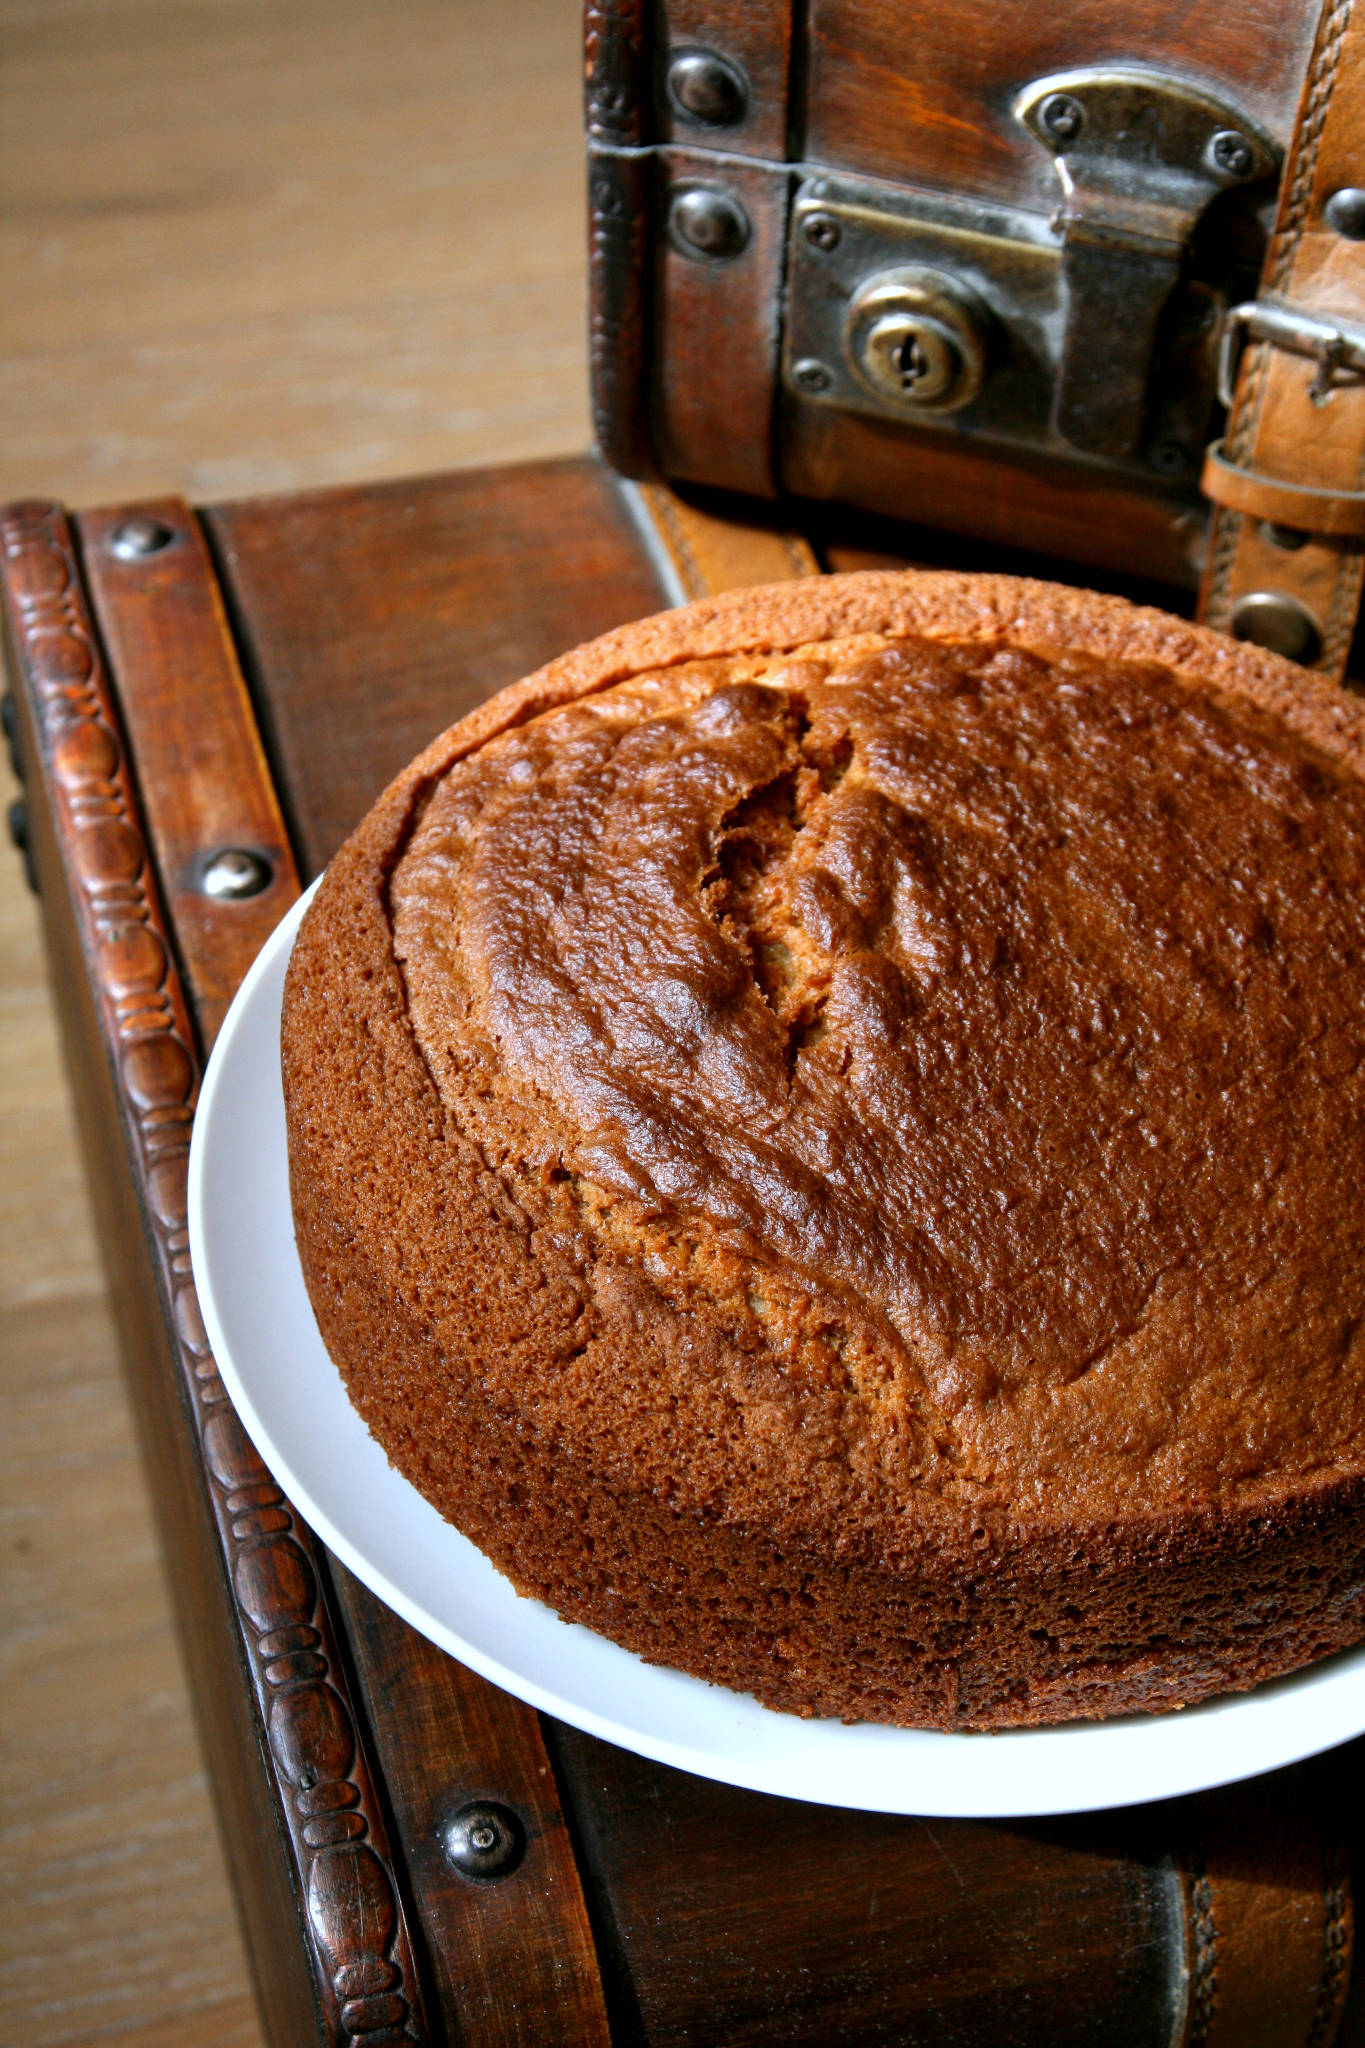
[1016,68,1278,458]
[784,67,1278,477]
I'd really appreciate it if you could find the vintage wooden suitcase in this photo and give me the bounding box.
[588,0,1365,674]
[7,1,1365,2042]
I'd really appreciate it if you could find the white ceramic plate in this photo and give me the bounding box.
[188,884,1365,1818]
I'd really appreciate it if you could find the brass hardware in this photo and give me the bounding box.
[1015,67,1277,458]
[792,358,833,393]
[784,65,1267,483]
[804,212,841,251]
[846,271,988,414]
[1229,590,1322,665]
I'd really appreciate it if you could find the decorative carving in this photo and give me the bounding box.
[0,500,429,2047]
[1307,1840,1353,2048]
[588,147,653,478]
[1183,1859,1217,2048]
[583,0,648,146]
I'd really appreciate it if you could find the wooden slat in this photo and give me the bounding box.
[547,1724,1177,2048]
[202,458,669,874]
[331,1567,613,2048]
[76,499,300,1045]
[653,149,788,498]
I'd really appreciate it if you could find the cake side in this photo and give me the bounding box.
[282,572,1365,1728]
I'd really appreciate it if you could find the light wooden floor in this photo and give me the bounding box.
[0,4,588,2041]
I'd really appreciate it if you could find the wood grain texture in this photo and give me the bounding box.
[804,0,1319,208]
[548,1723,1182,2048]
[202,459,668,875]
[77,499,300,1044]
[655,0,794,160]
[330,1565,613,2048]
[778,398,1208,588]
[0,0,589,509]
[652,149,787,497]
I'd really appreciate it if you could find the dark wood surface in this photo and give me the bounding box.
[203,461,666,876]
[651,148,787,498]
[5,457,1362,2047]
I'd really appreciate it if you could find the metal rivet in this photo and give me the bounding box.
[110,516,175,560]
[439,1801,525,1882]
[669,185,749,260]
[1209,128,1255,179]
[1146,439,1194,478]
[1229,590,1322,665]
[666,48,747,126]
[804,212,841,251]
[792,358,833,393]
[201,847,273,900]
[1039,92,1083,144]
[1325,187,1365,240]
[1258,520,1311,552]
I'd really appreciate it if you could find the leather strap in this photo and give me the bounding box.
[1203,438,1365,536]
[632,481,820,598]
[1199,0,1365,679]
[1177,1775,1353,2048]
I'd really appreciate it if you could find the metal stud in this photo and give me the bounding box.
[1208,128,1255,179]
[666,48,747,126]
[669,185,750,260]
[201,847,273,900]
[110,515,175,560]
[1258,521,1311,552]
[439,1801,525,1881]
[1229,590,1322,665]
[1146,439,1194,478]
[1038,92,1083,144]
[804,213,841,252]
[1326,187,1365,240]
[792,358,833,393]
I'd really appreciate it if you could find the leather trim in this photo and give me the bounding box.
[634,481,820,597]
[1202,438,1365,535]
[1199,0,1365,679]
[1176,1776,1354,2048]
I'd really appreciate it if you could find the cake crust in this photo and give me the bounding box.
[282,572,1365,1728]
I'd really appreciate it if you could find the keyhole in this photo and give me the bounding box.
[895,334,930,389]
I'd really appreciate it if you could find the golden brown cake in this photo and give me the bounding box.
[282,571,1365,1729]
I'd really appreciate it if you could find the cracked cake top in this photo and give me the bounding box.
[386,608,1365,1529]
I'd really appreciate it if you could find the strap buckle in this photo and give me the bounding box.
[1217,300,1365,408]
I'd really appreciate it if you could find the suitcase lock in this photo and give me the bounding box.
[784,68,1277,473]
[846,271,989,415]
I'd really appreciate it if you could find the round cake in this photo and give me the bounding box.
[282,571,1365,1730]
